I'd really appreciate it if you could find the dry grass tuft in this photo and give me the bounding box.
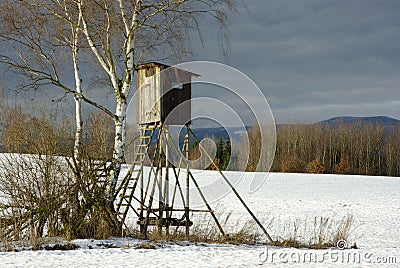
[124,211,264,245]
[272,214,355,249]
[135,243,156,250]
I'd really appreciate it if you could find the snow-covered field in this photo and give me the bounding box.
[1,169,399,267]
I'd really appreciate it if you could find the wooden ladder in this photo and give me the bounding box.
[116,123,157,225]
[95,161,111,186]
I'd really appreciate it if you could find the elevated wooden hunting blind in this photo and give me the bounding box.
[136,62,195,126]
[115,62,273,243]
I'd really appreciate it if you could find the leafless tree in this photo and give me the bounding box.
[0,105,126,240]
[0,0,238,227]
[69,0,238,209]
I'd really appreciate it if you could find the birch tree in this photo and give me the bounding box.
[72,0,237,210]
[0,0,238,217]
[0,2,108,231]
[0,1,91,166]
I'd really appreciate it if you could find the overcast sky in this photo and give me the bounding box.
[192,0,400,123]
[1,0,399,125]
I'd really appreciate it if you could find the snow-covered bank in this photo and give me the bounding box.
[1,171,399,267]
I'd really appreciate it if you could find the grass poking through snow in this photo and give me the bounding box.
[271,214,356,249]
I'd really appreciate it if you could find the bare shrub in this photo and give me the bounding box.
[280,158,306,173]
[334,158,351,174]
[305,160,325,174]
[0,156,117,243]
[0,107,118,243]
[0,153,72,241]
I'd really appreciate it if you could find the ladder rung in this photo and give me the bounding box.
[139,125,156,129]
[118,194,129,199]
[139,125,153,128]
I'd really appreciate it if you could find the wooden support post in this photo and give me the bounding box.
[188,128,274,243]
[164,127,170,236]
[143,166,161,238]
[139,151,144,235]
[139,125,148,237]
[141,125,164,238]
[166,129,223,238]
[172,166,187,215]
[188,171,225,236]
[185,125,190,237]
[158,126,163,234]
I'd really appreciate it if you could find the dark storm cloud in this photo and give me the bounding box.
[1,0,399,124]
[194,0,400,123]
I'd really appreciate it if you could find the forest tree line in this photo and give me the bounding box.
[188,120,400,177]
[242,121,400,176]
[1,105,399,177]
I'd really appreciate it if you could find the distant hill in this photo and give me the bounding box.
[189,126,250,141]
[319,116,399,127]
[168,126,250,144]
[174,116,400,142]
[185,116,399,142]
[0,116,397,152]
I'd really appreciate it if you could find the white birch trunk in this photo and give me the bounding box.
[72,11,83,174]
[73,93,83,166]
[73,51,83,168]
[107,97,127,203]
[78,0,140,207]
[106,0,140,205]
